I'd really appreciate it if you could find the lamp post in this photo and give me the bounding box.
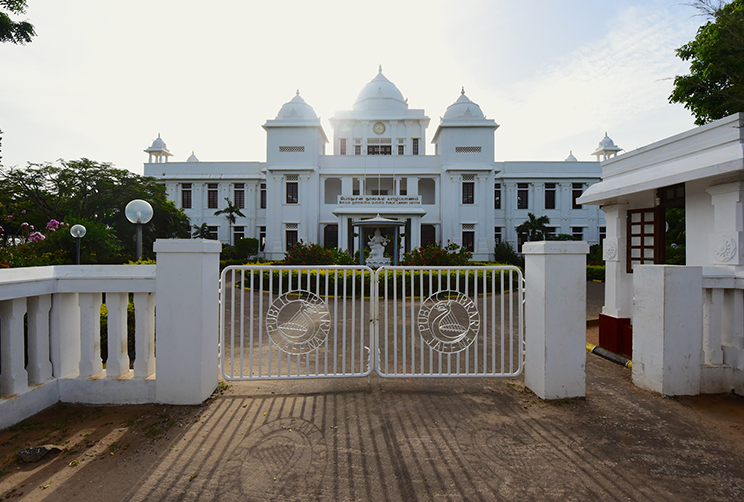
[69,224,86,265]
[125,199,154,261]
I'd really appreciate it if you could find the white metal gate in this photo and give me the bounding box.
[219,265,523,381]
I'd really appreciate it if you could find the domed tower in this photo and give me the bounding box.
[144,134,173,163]
[592,133,622,161]
[432,88,499,165]
[329,66,429,156]
[263,90,328,166]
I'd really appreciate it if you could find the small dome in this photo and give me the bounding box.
[565,150,577,162]
[187,151,199,162]
[275,90,319,120]
[149,134,167,150]
[442,88,486,121]
[592,132,622,158]
[354,66,407,111]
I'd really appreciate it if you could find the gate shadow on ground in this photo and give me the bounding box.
[124,362,744,502]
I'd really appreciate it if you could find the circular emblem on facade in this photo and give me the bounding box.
[714,234,737,262]
[266,291,331,354]
[604,241,617,261]
[373,121,386,135]
[417,290,480,353]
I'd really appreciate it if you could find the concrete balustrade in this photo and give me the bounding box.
[0,241,221,429]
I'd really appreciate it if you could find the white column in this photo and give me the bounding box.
[523,241,588,399]
[26,295,53,384]
[50,293,81,378]
[632,265,702,395]
[154,239,221,404]
[601,204,632,318]
[0,298,29,395]
[105,292,130,378]
[707,182,744,267]
[133,292,156,378]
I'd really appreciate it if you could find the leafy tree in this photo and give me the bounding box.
[214,197,245,245]
[0,159,190,261]
[515,213,550,242]
[0,0,35,44]
[669,0,744,124]
[192,222,212,239]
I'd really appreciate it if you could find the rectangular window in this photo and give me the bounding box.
[260,183,266,209]
[462,182,475,204]
[462,231,475,252]
[286,230,298,251]
[412,138,419,155]
[181,183,192,209]
[354,144,361,155]
[207,183,218,209]
[398,144,405,155]
[207,226,219,240]
[367,145,392,155]
[339,138,346,155]
[234,183,245,209]
[572,183,583,209]
[371,190,388,195]
[546,227,557,238]
[572,226,583,241]
[494,227,502,246]
[517,183,529,210]
[233,226,244,243]
[494,183,501,209]
[259,226,266,251]
[286,176,299,204]
[399,178,407,195]
[599,226,606,243]
[544,183,556,210]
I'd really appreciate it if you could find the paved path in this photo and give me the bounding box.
[123,354,744,501]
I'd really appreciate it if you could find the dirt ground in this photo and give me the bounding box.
[0,282,742,501]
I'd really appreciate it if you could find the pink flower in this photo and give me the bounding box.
[46,219,61,231]
[21,222,29,227]
[21,210,26,214]
[28,231,46,243]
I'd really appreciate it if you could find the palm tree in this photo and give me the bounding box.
[214,197,246,245]
[515,213,550,242]
[192,222,212,239]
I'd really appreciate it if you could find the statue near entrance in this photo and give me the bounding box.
[367,228,390,267]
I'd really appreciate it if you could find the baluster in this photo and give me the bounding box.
[133,292,156,378]
[0,298,29,395]
[26,295,53,384]
[105,293,130,378]
[50,293,81,378]
[78,293,103,377]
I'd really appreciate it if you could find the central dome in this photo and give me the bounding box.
[354,66,408,111]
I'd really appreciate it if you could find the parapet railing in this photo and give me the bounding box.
[701,272,744,369]
[0,265,156,401]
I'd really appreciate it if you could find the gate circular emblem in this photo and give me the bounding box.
[266,290,331,354]
[417,290,480,353]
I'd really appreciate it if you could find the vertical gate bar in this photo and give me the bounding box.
[402,268,407,375]
[258,268,264,378]
[518,269,524,373]
[324,269,330,376]
[393,268,398,374]
[342,270,347,374]
[249,269,254,378]
[268,268,273,377]
[240,269,245,378]
[428,270,434,375]
[509,269,514,374]
[229,268,235,378]
[500,269,505,374]
[351,269,356,375]
[384,269,389,375]
[419,270,424,375]
[359,269,365,374]
[456,269,461,375]
[482,270,487,375]
[410,269,415,374]
[333,269,339,375]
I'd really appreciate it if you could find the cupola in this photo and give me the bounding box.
[144,134,173,163]
[592,133,622,161]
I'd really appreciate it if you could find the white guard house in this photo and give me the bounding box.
[144,68,606,261]
[578,113,744,396]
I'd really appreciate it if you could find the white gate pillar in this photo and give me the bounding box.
[154,239,222,404]
[523,241,588,399]
[632,265,702,395]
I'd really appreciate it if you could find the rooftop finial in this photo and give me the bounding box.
[378,64,382,73]
[296,89,300,96]
[157,133,161,138]
[461,86,465,95]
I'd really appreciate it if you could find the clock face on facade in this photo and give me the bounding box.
[373,122,386,135]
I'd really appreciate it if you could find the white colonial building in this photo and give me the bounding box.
[144,68,607,261]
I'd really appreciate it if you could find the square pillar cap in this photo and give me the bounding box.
[522,241,589,255]
[154,239,222,254]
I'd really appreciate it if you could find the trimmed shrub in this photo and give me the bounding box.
[283,240,333,265]
[587,265,605,282]
[493,241,524,268]
[401,241,471,266]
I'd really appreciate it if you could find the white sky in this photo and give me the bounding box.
[0,0,707,174]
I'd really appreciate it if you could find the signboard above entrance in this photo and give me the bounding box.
[337,195,422,206]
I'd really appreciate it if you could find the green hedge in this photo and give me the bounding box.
[587,265,605,282]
